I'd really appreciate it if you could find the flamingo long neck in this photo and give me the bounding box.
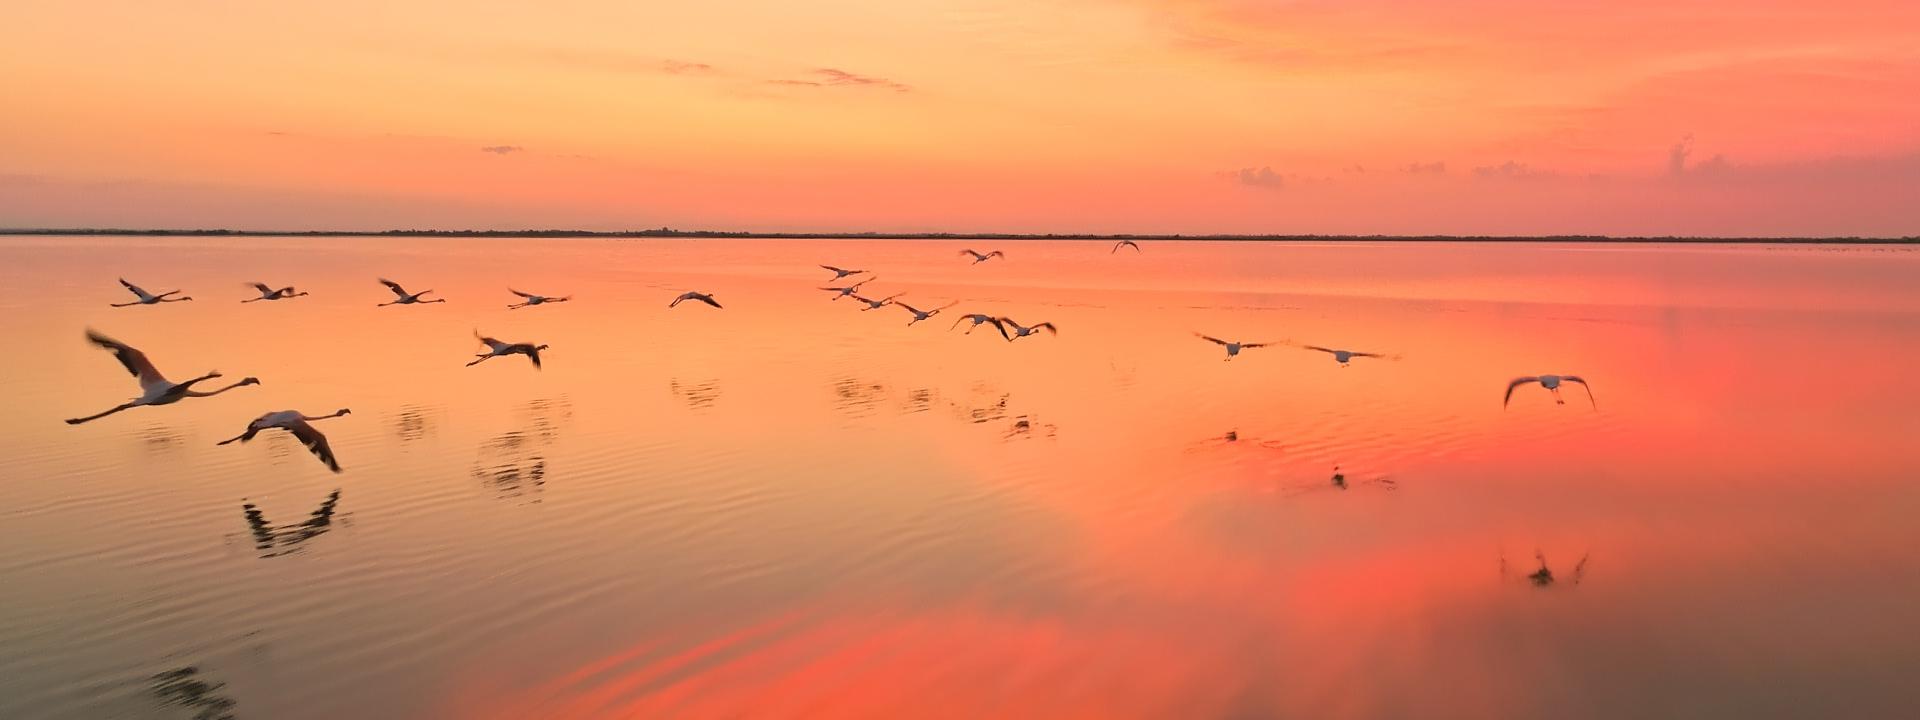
[184,380,253,397]
[176,372,222,387]
[304,409,350,420]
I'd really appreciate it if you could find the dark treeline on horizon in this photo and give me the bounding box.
[3,227,1915,243]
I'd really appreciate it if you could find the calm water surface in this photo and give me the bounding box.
[1,236,1918,719]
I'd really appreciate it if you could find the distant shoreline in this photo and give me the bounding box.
[3,228,1915,243]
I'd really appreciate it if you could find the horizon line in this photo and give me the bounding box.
[3,227,1916,243]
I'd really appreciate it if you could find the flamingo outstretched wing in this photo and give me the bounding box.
[1562,375,1598,410]
[85,329,168,390]
[1504,377,1540,408]
[288,419,342,472]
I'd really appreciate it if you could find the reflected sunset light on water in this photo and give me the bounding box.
[2,236,1917,718]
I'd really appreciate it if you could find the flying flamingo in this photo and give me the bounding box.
[377,278,445,306]
[242,283,306,302]
[1504,375,1596,409]
[507,288,570,309]
[65,330,260,424]
[1303,345,1391,366]
[468,331,548,369]
[670,291,722,309]
[852,293,903,311]
[819,277,875,300]
[217,409,352,472]
[1112,240,1141,254]
[1195,333,1272,360]
[950,313,999,334]
[111,278,192,307]
[959,249,1005,264]
[897,300,958,325]
[993,316,1056,341]
[820,265,867,280]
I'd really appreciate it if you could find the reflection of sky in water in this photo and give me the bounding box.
[1,237,1918,719]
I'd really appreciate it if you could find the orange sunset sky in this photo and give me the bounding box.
[4,0,1917,236]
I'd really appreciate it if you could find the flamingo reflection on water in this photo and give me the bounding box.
[1502,550,1591,587]
[242,489,344,557]
[1287,465,1396,496]
[1004,414,1058,440]
[1186,429,1285,452]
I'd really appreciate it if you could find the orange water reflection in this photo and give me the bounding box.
[1,237,1917,718]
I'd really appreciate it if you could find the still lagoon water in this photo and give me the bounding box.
[1,235,1917,718]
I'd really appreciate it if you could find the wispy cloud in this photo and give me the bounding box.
[770,68,911,93]
[1689,154,1733,176]
[1667,134,1694,176]
[1178,35,1461,73]
[479,47,719,78]
[1224,166,1287,189]
[1472,160,1556,181]
[1666,134,1734,178]
[1133,0,1471,72]
[480,145,524,155]
[1666,149,1920,187]
[660,60,715,75]
[1404,161,1448,175]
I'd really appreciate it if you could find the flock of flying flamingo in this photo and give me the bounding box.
[66,243,1597,475]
